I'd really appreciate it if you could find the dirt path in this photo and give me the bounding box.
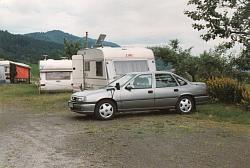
[0,105,250,168]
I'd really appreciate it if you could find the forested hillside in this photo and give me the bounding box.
[0,30,119,63]
[0,30,63,63]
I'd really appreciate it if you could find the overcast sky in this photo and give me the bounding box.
[0,0,222,55]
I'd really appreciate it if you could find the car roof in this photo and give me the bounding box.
[126,71,173,75]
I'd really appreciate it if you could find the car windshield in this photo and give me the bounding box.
[106,74,136,87]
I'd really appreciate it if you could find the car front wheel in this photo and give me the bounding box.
[94,100,116,120]
[176,96,194,114]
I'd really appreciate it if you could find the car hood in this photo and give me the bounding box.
[72,88,108,97]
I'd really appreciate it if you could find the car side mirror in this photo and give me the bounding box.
[115,83,120,90]
[125,84,133,90]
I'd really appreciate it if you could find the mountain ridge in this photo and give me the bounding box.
[24,30,119,47]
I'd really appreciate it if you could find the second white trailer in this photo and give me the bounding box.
[72,47,156,91]
[39,59,73,92]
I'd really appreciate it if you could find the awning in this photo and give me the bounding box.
[15,65,29,79]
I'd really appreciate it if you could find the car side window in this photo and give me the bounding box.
[175,76,187,86]
[156,74,178,88]
[131,74,152,89]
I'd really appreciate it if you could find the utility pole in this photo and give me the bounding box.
[82,32,88,90]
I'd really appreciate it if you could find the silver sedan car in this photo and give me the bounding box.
[68,71,209,120]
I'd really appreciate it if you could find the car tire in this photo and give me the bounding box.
[176,96,194,114]
[94,100,116,120]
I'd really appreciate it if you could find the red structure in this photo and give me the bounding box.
[15,65,30,80]
[10,62,31,83]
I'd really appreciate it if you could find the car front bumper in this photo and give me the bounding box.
[68,101,95,114]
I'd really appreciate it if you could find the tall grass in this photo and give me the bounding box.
[197,104,250,124]
[0,84,71,113]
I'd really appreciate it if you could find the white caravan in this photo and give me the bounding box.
[72,47,156,91]
[39,59,73,92]
[0,61,10,83]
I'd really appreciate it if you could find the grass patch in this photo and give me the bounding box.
[0,84,39,97]
[197,103,250,124]
[29,63,39,82]
[0,84,71,113]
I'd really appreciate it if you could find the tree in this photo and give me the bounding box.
[197,51,228,79]
[151,40,197,81]
[185,0,250,69]
[151,39,237,81]
[181,56,199,81]
[63,39,81,59]
[0,53,9,60]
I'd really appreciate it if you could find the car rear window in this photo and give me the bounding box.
[174,76,187,86]
[155,74,178,88]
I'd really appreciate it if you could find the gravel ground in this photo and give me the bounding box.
[0,105,250,168]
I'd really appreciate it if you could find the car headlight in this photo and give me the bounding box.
[76,96,86,102]
[71,96,86,102]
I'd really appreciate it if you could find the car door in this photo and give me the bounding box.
[120,74,154,111]
[154,73,180,108]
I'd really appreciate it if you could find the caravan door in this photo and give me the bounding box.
[72,55,84,91]
[0,66,5,83]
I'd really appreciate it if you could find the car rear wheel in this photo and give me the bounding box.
[176,96,194,114]
[94,100,116,120]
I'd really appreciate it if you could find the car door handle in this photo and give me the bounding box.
[174,89,179,92]
[148,90,153,94]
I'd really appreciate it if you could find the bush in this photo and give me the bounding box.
[206,77,248,103]
[242,89,250,105]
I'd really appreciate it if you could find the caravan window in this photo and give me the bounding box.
[114,60,148,75]
[96,61,103,76]
[84,62,90,71]
[46,72,71,80]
